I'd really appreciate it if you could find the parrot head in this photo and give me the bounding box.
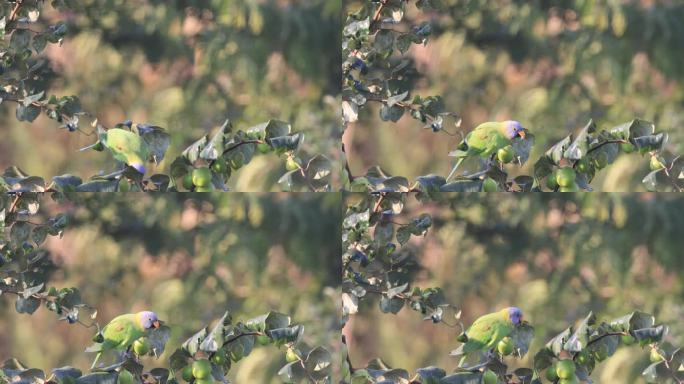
[129,160,146,175]
[504,121,526,140]
[507,307,523,325]
[137,311,161,330]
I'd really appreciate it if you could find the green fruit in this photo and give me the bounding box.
[133,338,150,355]
[182,173,194,190]
[621,335,636,346]
[559,183,579,192]
[285,157,301,171]
[620,142,635,153]
[556,359,576,379]
[192,359,212,379]
[117,370,135,384]
[650,348,664,363]
[650,156,665,171]
[192,167,212,187]
[256,335,270,345]
[576,159,590,173]
[211,158,228,174]
[546,173,559,190]
[559,376,580,384]
[48,287,58,296]
[482,177,498,192]
[285,348,299,363]
[257,143,271,154]
[118,178,130,192]
[211,350,227,365]
[194,379,214,384]
[576,350,590,365]
[594,152,609,169]
[556,167,576,187]
[182,366,194,382]
[497,337,514,356]
[497,146,515,164]
[482,369,497,384]
[195,186,213,192]
[545,365,559,381]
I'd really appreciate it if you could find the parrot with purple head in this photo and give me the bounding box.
[446,121,527,181]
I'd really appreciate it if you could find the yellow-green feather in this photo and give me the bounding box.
[460,308,514,354]
[104,128,149,167]
[91,313,146,368]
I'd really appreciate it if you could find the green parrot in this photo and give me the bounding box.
[90,311,161,369]
[103,128,150,174]
[446,120,527,181]
[455,307,523,366]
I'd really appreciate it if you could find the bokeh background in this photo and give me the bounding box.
[345,1,684,191]
[0,0,341,191]
[345,193,684,383]
[0,193,342,383]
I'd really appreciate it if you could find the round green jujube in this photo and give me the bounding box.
[482,369,497,384]
[556,359,576,379]
[285,348,299,363]
[497,337,514,356]
[192,167,212,187]
[182,173,194,190]
[621,335,636,346]
[133,338,150,355]
[545,365,559,381]
[181,366,194,382]
[556,167,576,187]
[482,177,498,192]
[650,348,664,363]
[192,359,212,379]
[497,146,515,164]
[117,370,135,384]
[559,376,580,384]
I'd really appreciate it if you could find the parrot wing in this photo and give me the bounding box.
[101,314,144,351]
[466,123,510,158]
[462,312,512,354]
[104,129,149,166]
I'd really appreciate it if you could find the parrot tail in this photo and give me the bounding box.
[458,355,467,368]
[90,352,102,370]
[446,157,465,182]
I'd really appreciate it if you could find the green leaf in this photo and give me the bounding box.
[15,297,40,314]
[76,372,117,384]
[52,175,83,191]
[439,372,482,384]
[304,347,332,380]
[141,126,171,163]
[379,296,404,314]
[10,29,31,52]
[148,325,171,356]
[379,104,404,122]
[16,105,41,122]
[564,312,595,352]
[305,155,332,191]
[277,361,307,383]
[440,179,482,192]
[75,180,118,192]
[10,221,32,247]
[200,312,230,352]
[200,120,230,160]
[564,120,595,160]
[51,367,82,384]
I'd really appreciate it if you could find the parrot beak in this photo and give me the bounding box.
[152,320,161,328]
[518,129,526,139]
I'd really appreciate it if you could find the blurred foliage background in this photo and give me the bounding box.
[345,0,684,190]
[0,192,342,383]
[0,0,341,191]
[345,193,684,382]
